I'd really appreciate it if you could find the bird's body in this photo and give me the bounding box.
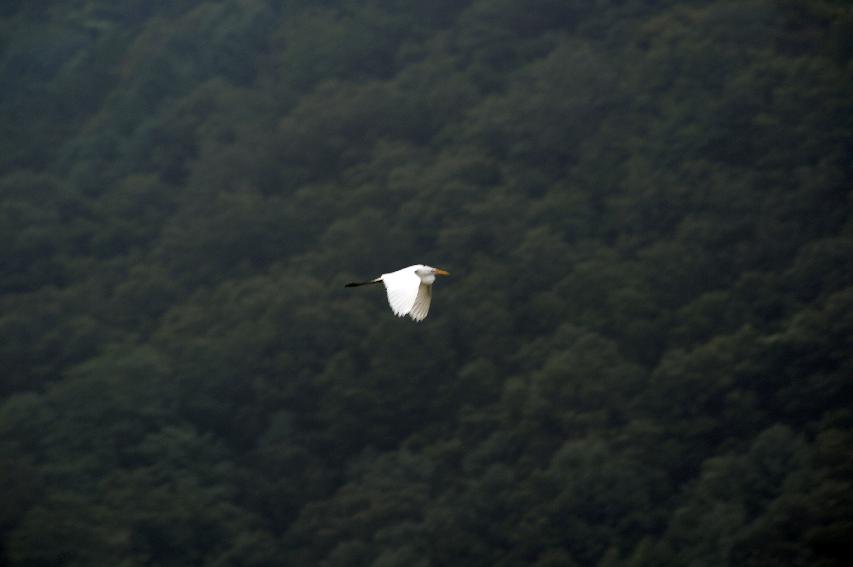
[345,264,450,321]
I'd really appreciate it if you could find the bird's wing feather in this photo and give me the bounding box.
[382,269,421,317]
[408,283,432,321]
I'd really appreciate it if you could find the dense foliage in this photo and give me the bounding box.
[1,0,852,565]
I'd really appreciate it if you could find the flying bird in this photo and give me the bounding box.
[345,264,450,321]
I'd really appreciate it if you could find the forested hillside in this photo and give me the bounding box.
[1,1,852,565]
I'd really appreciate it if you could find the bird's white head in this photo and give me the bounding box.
[415,265,450,285]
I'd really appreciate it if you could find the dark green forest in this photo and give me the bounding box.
[1,0,852,565]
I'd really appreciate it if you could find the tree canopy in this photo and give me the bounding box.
[1,0,851,565]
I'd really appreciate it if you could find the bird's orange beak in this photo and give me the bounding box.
[435,268,450,276]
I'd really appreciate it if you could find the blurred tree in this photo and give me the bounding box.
[0,0,851,564]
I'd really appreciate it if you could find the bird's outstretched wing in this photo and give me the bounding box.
[382,269,421,318]
[408,283,432,321]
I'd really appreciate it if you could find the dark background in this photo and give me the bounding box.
[1,0,851,565]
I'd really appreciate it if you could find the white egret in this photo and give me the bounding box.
[345,264,450,321]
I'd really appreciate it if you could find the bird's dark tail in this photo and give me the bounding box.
[345,279,382,288]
